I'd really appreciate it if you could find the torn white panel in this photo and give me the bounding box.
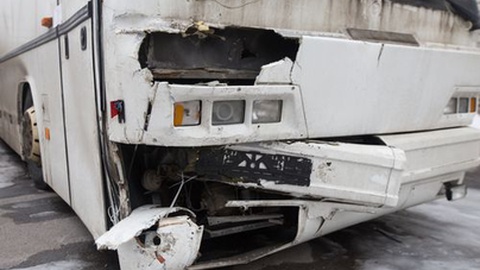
[103,0,479,48]
[95,205,193,250]
[255,58,293,84]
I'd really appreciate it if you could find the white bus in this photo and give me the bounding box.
[2,0,480,269]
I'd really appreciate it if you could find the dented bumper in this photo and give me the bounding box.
[99,127,480,269]
[197,127,480,208]
[198,140,405,207]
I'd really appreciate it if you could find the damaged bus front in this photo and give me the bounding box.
[96,0,480,269]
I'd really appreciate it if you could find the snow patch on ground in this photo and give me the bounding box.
[11,202,35,209]
[361,258,480,270]
[0,181,14,189]
[406,189,480,249]
[29,211,58,219]
[10,260,91,270]
[0,154,25,188]
[354,188,480,270]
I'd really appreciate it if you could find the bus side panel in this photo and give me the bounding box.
[59,19,106,238]
[61,0,89,21]
[0,58,24,155]
[23,41,71,204]
[0,0,57,53]
[0,0,72,210]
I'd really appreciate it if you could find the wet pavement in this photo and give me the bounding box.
[0,140,118,270]
[1,139,480,270]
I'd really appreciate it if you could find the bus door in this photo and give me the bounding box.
[58,1,106,238]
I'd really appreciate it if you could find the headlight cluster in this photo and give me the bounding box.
[212,101,245,125]
[174,101,201,126]
[444,97,477,115]
[174,100,283,127]
[252,100,283,124]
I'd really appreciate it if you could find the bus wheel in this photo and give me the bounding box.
[22,106,48,190]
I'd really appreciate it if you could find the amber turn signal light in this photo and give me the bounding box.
[41,17,53,28]
[470,98,477,113]
[45,127,51,141]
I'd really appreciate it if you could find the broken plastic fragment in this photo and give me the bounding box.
[95,205,194,250]
[115,214,203,270]
[255,58,294,84]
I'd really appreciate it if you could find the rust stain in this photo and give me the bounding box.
[156,252,166,263]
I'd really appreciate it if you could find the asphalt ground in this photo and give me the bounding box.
[1,139,480,270]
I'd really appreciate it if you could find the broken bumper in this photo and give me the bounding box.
[198,140,405,207]
[197,127,480,207]
[98,127,480,269]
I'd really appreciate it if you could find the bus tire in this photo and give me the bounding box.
[27,160,48,190]
[22,106,48,190]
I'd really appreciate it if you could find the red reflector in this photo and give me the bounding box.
[110,100,125,123]
[110,101,119,118]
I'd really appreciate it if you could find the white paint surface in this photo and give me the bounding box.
[293,37,480,138]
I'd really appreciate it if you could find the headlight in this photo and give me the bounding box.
[252,100,283,124]
[212,100,245,125]
[443,98,457,115]
[174,101,201,126]
[458,98,469,113]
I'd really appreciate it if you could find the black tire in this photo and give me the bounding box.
[22,106,49,190]
[27,160,49,190]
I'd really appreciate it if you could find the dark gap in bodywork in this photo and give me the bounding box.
[138,33,150,69]
[138,27,299,85]
[120,144,150,210]
[119,144,194,209]
[320,136,387,146]
[143,101,153,131]
[197,206,298,263]
[118,143,296,213]
[116,144,301,266]
[118,144,299,261]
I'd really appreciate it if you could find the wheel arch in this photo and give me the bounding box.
[16,78,41,160]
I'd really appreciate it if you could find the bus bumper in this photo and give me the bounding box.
[97,127,480,269]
